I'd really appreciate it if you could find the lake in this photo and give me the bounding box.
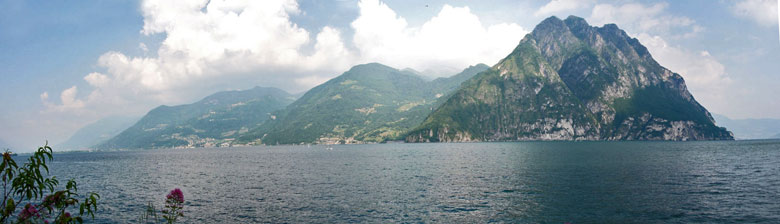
[45,140,780,223]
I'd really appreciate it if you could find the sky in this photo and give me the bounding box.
[0,0,778,151]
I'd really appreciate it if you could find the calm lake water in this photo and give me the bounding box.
[43,140,780,223]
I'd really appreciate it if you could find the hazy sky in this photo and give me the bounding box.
[1,0,778,150]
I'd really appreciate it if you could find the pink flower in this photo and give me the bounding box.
[18,203,40,219]
[166,188,184,203]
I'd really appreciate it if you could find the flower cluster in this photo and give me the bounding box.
[162,188,185,223]
[166,188,184,204]
[17,203,41,220]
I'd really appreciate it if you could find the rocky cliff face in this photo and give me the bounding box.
[406,16,733,142]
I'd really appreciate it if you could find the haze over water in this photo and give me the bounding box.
[47,140,780,223]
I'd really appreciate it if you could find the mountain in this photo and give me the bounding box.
[237,63,488,145]
[430,64,493,96]
[57,116,139,151]
[773,133,780,139]
[406,16,733,142]
[97,87,295,149]
[712,114,780,139]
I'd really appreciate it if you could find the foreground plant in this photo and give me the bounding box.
[141,188,185,224]
[162,188,184,223]
[0,142,100,223]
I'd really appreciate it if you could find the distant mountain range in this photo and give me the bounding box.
[87,15,732,150]
[57,116,139,151]
[407,16,731,142]
[90,64,486,149]
[96,87,296,149]
[712,114,780,139]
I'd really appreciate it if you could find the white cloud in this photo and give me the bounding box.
[731,0,779,27]
[138,43,148,53]
[636,34,732,111]
[588,2,703,39]
[41,86,86,112]
[534,0,591,17]
[84,72,109,87]
[352,0,528,77]
[133,0,352,90]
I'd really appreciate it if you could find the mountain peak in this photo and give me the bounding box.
[598,23,630,39]
[539,15,563,24]
[564,15,587,23]
[601,23,620,30]
[350,62,395,71]
[534,16,567,33]
[464,63,490,72]
[534,15,590,34]
[341,63,410,79]
[563,15,589,31]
